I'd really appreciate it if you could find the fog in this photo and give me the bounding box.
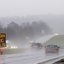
[0,15,64,35]
[0,1,64,64]
[0,0,64,46]
[0,0,64,17]
[0,0,64,34]
[0,20,52,47]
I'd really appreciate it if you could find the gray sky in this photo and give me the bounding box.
[0,0,64,17]
[0,0,64,34]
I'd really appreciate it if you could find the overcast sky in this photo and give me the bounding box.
[0,0,64,17]
[0,0,64,34]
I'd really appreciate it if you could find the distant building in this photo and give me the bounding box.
[45,45,60,53]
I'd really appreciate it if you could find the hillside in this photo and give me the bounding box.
[43,35,64,48]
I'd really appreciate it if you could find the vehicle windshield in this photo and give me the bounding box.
[0,0,64,64]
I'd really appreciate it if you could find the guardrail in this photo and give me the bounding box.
[36,55,64,64]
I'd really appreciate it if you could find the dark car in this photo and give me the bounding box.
[45,45,60,53]
[30,42,43,49]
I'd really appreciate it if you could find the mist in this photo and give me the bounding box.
[0,18,52,46]
[0,15,64,35]
[0,0,64,47]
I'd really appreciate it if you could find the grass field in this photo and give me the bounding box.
[2,48,26,55]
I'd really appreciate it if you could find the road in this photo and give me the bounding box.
[0,35,64,64]
[0,48,64,64]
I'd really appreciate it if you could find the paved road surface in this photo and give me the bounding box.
[0,48,64,64]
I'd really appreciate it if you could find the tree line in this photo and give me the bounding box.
[0,21,52,43]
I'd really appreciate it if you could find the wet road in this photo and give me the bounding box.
[0,48,64,64]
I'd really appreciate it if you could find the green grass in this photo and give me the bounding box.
[43,35,64,48]
[2,48,26,55]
